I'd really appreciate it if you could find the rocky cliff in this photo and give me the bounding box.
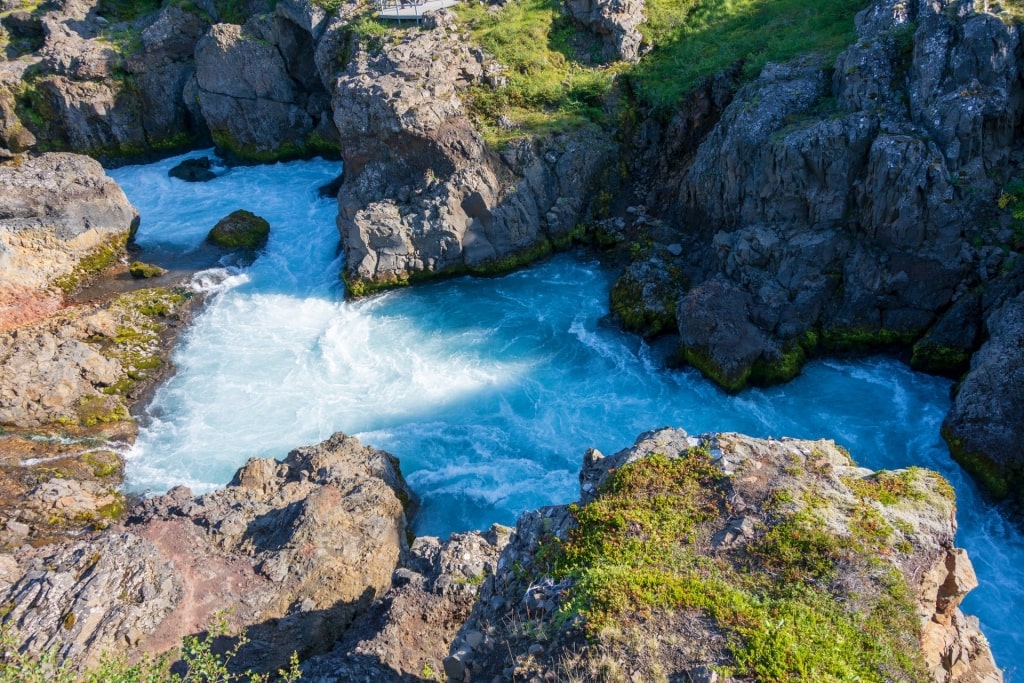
[330,9,616,295]
[619,0,1024,499]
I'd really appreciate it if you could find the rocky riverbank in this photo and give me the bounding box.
[4,0,1021,502]
[0,429,1002,681]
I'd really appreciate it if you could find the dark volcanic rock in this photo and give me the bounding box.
[564,0,645,62]
[942,291,1024,500]
[194,8,336,162]
[168,157,217,182]
[333,11,616,296]
[16,0,210,160]
[627,0,1021,409]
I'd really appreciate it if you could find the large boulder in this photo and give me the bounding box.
[448,428,1001,682]
[207,209,271,249]
[0,432,415,674]
[0,153,138,329]
[194,8,336,162]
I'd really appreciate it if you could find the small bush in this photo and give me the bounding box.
[0,613,301,683]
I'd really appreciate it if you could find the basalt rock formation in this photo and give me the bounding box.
[193,5,337,162]
[619,0,1024,498]
[331,9,616,296]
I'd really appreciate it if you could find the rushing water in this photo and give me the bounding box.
[110,151,1023,676]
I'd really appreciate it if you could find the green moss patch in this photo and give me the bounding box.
[128,261,166,279]
[842,469,927,506]
[53,234,129,294]
[941,427,1013,500]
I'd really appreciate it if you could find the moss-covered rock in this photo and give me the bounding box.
[128,261,166,279]
[448,428,1000,682]
[206,209,270,250]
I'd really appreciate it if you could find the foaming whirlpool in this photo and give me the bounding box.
[111,152,1023,673]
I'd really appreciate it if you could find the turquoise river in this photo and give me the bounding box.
[110,152,1023,675]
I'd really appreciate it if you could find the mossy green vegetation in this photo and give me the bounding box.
[53,235,129,294]
[128,261,167,279]
[631,0,867,108]
[545,450,929,681]
[207,209,271,250]
[842,469,927,506]
[93,287,190,407]
[455,0,867,143]
[455,0,616,147]
[941,427,1013,500]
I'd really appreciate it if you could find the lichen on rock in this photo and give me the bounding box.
[447,428,1000,682]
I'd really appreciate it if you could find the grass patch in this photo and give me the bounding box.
[842,470,926,506]
[631,0,867,108]
[456,0,615,146]
[546,450,929,681]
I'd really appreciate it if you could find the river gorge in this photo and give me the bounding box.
[115,150,1024,674]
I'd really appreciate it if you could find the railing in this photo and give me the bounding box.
[374,0,459,22]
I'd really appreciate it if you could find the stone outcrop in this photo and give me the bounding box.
[1,427,1000,680]
[193,5,337,162]
[13,0,210,161]
[0,432,415,673]
[0,287,195,545]
[0,152,137,329]
[942,289,1024,500]
[564,0,646,62]
[302,526,510,681]
[622,0,1024,392]
[613,0,1024,499]
[332,10,616,296]
[447,428,1001,682]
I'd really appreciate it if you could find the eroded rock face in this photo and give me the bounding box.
[942,290,1024,499]
[623,0,1023,397]
[302,526,511,681]
[332,11,616,295]
[448,428,1001,682]
[0,432,414,674]
[194,7,336,162]
[0,153,137,329]
[15,0,210,160]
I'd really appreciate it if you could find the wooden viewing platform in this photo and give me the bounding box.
[375,0,459,20]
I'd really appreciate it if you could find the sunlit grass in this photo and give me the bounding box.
[633,0,867,108]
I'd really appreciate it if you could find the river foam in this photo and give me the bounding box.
[111,152,1023,675]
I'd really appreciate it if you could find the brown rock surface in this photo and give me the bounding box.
[0,432,415,674]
